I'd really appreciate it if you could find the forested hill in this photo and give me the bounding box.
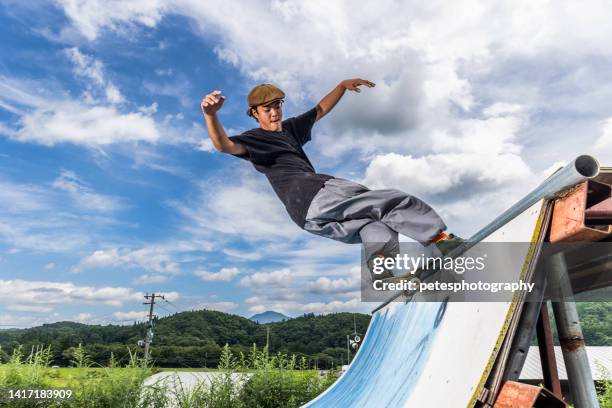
[0,310,372,368]
[1,303,610,368]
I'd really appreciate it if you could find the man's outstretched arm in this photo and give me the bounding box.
[201,90,247,155]
[315,78,376,122]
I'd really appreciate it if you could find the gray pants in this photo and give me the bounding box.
[304,178,447,263]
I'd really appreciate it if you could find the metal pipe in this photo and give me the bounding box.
[548,252,599,408]
[454,155,600,256]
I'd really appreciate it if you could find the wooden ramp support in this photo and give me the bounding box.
[493,381,567,408]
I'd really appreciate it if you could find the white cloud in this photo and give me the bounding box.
[53,170,125,212]
[430,114,525,156]
[221,248,262,261]
[595,118,612,159]
[169,175,301,242]
[359,103,532,201]
[239,268,292,288]
[44,263,56,270]
[113,310,148,321]
[0,222,88,252]
[74,246,180,274]
[296,298,370,315]
[74,312,94,322]
[0,279,144,307]
[74,248,120,270]
[0,180,56,214]
[13,102,160,146]
[194,267,240,282]
[362,151,531,197]
[245,305,265,315]
[0,77,159,146]
[57,0,167,41]
[192,301,239,313]
[132,274,169,285]
[0,178,108,252]
[0,76,213,151]
[283,237,359,265]
[7,304,53,313]
[0,313,48,328]
[142,76,191,107]
[139,102,158,115]
[246,296,369,315]
[483,103,526,118]
[154,68,173,76]
[196,137,214,152]
[305,276,360,294]
[65,47,125,104]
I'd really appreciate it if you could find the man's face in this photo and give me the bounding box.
[254,100,283,132]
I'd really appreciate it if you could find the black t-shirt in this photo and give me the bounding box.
[229,107,333,227]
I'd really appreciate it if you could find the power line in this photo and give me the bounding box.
[156,304,174,316]
[163,299,182,313]
[165,298,202,313]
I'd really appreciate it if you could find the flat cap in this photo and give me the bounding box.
[246,83,285,115]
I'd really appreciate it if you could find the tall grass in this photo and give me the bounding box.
[596,363,612,408]
[140,344,335,408]
[0,344,335,408]
[0,344,162,408]
[237,344,334,408]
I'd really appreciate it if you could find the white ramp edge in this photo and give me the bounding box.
[303,201,548,408]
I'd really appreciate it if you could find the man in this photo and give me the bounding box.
[201,79,463,282]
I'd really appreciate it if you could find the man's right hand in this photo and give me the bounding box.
[201,90,225,116]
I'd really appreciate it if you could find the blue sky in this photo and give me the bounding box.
[1,1,611,327]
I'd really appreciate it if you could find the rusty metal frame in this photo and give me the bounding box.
[549,179,612,242]
[493,381,567,408]
[535,302,562,398]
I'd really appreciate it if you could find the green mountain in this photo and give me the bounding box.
[2,302,609,368]
[0,310,371,368]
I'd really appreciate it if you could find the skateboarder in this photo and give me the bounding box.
[201,79,463,281]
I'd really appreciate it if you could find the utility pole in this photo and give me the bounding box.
[143,292,164,362]
[266,326,270,352]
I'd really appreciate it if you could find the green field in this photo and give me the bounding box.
[0,344,335,407]
[5,344,609,407]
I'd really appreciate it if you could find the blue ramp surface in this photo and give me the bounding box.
[304,302,445,408]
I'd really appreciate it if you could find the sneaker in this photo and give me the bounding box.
[434,233,465,256]
[421,233,465,272]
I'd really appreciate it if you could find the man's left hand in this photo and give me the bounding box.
[341,78,376,93]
